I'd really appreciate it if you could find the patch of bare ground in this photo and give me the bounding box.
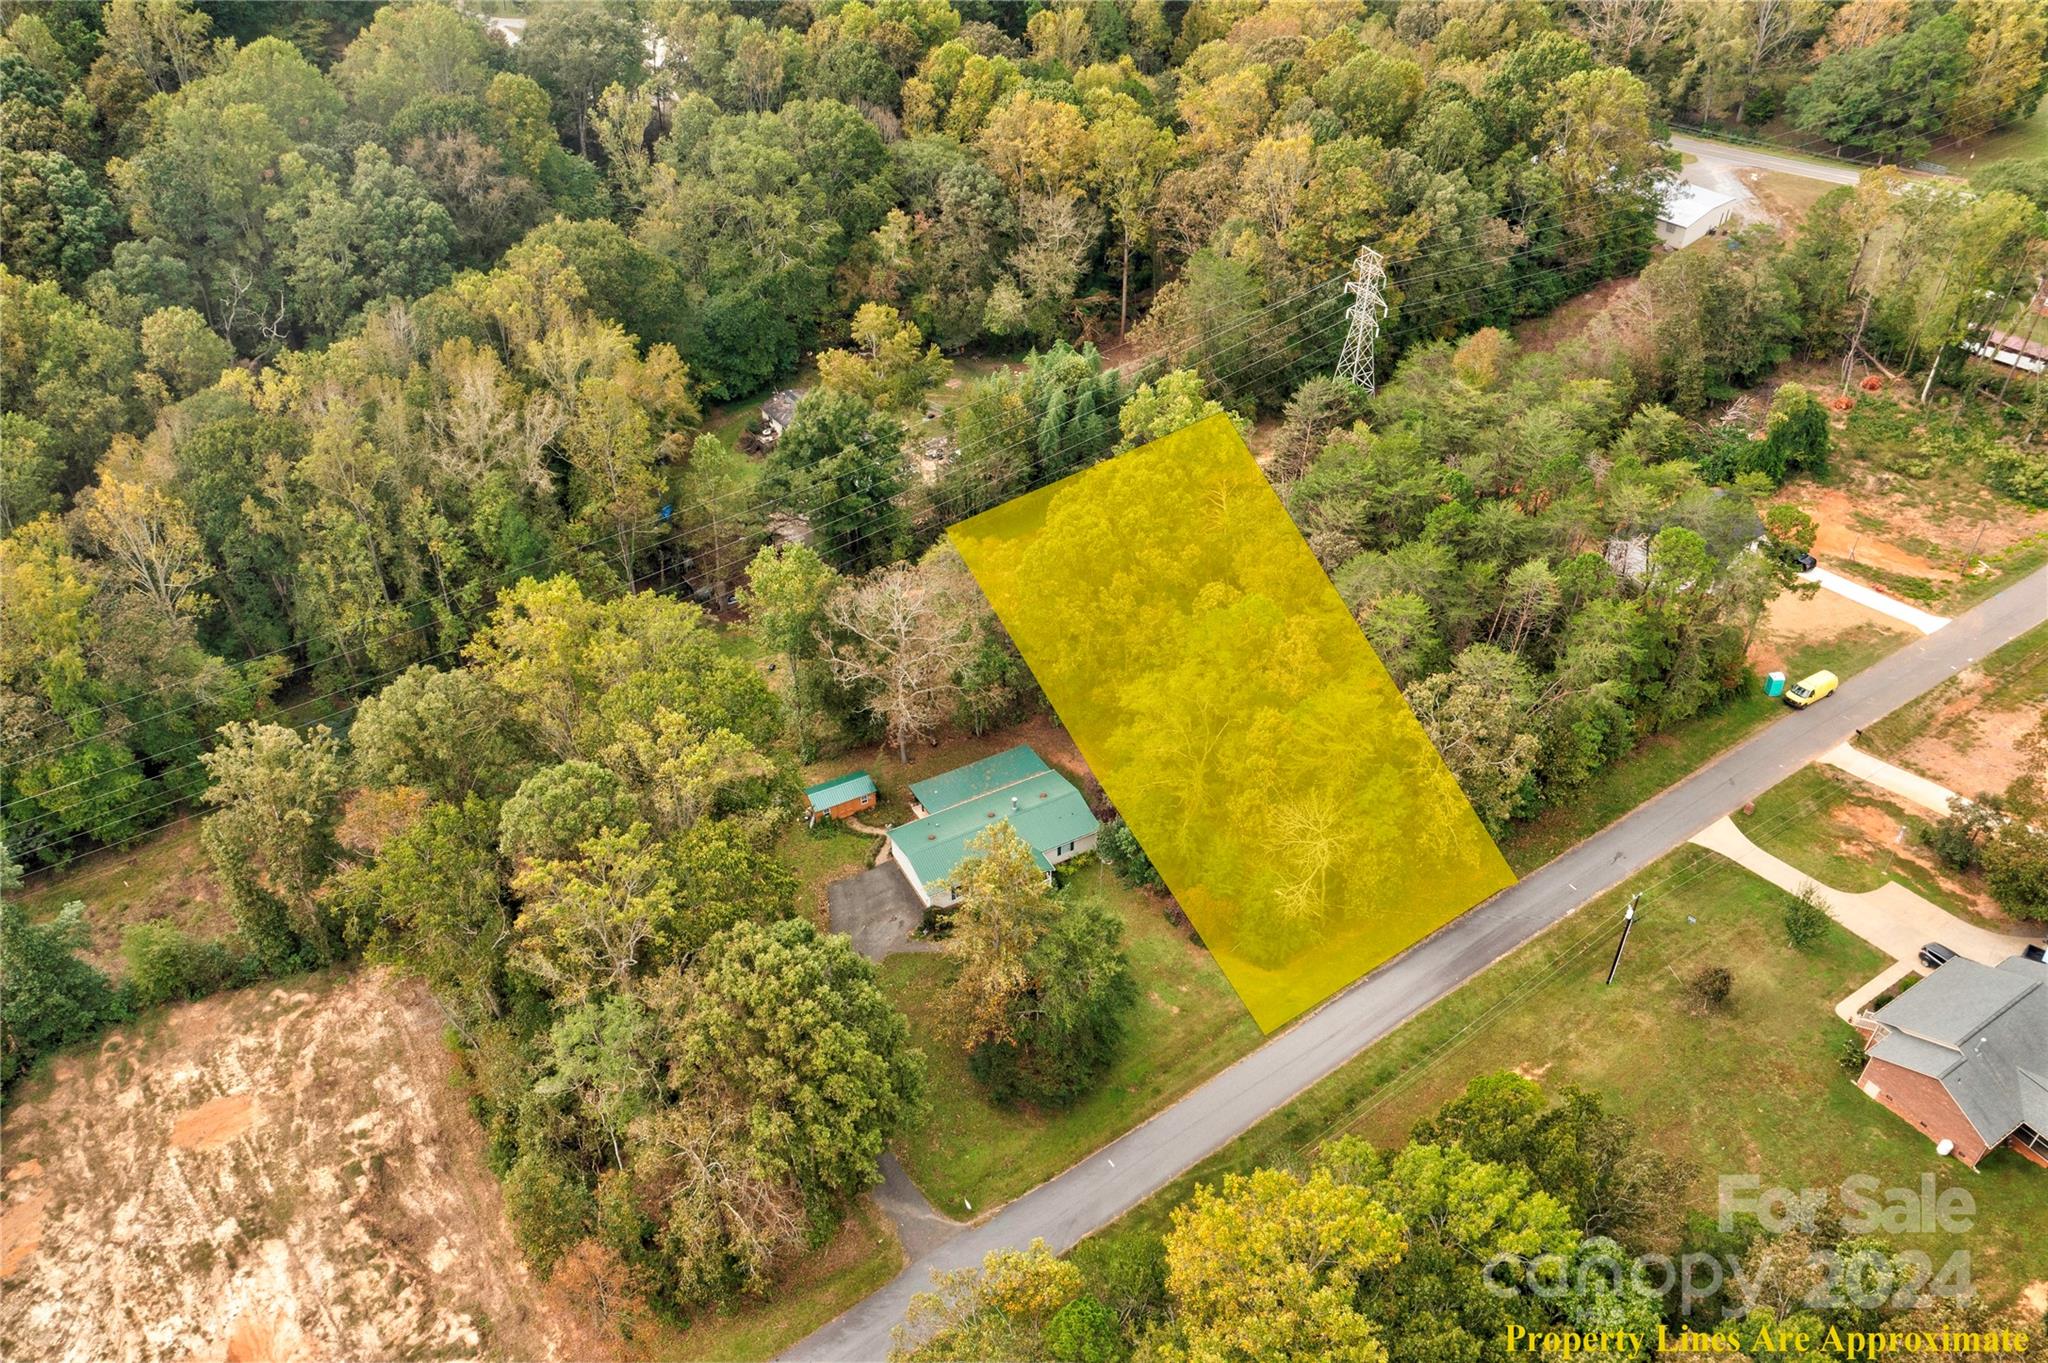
[1870,652,2048,799]
[1784,477,2048,577]
[1829,801,2016,923]
[1896,702,2042,799]
[1796,485,1961,578]
[0,969,603,1363]
[1735,169,1832,231]
[169,1092,259,1152]
[1511,275,1638,354]
[1745,585,1909,674]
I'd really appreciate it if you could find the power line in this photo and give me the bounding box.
[0,198,1718,852]
[12,195,1668,766]
[1335,247,1389,394]
[3,209,1675,849]
[1280,733,1976,1162]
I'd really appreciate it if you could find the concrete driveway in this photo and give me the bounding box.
[1820,744,1963,818]
[1800,568,1951,635]
[1690,816,2040,966]
[828,862,939,962]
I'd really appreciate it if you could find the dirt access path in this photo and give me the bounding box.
[1,970,598,1363]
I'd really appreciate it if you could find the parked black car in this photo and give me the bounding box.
[1920,942,1958,970]
[1768,539,1818,573]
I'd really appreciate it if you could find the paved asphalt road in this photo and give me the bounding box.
[1668,131,1865,186]
[785,566,2048,1363]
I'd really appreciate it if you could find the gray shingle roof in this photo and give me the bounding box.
[1867,956,2048,1146]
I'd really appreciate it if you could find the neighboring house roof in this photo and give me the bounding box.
[761,389,803,429]
[1866,956,2048,1147]
[1612,489,1769,582]
[910,745,1057,814]
[1985,328,2048,363]
[804,772,875,813]
[890,747,1099,891]
[1659,180,1741,229]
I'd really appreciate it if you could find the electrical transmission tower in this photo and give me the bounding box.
[1335,246,1388,394]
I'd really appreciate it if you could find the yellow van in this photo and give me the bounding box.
[1784,670,1839,709]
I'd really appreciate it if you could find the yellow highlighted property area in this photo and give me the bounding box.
[951,415,1514,1031]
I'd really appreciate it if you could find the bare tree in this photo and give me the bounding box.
[823,560,978,763]
[1740,0,1822,123]
[1571,0,1677,70]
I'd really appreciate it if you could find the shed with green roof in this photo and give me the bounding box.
[803,771,877,825]
[888,746,1098,908]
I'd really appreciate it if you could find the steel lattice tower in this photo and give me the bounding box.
[1335,246,1388,395]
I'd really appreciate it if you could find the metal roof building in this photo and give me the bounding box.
[803,772,876,825]
[889,746,1099,909]
[1656,181,1743,249]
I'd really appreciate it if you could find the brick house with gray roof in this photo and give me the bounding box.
[1854,955,2048,1169]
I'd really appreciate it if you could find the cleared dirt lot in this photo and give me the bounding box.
[1867,658,2048,799]
[1744,580,1912,676]
[0,970,595,1363]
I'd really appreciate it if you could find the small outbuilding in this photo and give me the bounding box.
[1656,181,1742,249]
[804,772,877,826]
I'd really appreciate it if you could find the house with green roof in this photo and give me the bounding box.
[888,745,1099,909]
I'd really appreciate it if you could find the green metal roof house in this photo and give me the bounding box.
[803,772,876,825]
[888,746,1098,909]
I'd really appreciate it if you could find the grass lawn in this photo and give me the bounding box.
[14,819,223,971]
[1961,102,2048,171]
[1074,849,2048,1305]
[882,859,1260,1215]
[637,1197,903,1363]
[700,361,820,448]
[1499,622,1906,874]
[1730,764,2021,930]
[1748,169,1834,225]
[1735,765,1909,894]
[776,817,878,929]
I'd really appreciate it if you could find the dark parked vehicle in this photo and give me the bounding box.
[1920,942,1958,970]
[1768,539,1818,573]
[2024,944,2046,964]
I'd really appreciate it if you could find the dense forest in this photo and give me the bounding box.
[5,0,2048,1343]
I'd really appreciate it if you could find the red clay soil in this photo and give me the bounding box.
[0,970,603,1363]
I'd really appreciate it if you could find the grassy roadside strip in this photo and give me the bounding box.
[1070,848,2048,1303]
[884,860,1261,1214]
[1861,620,2048,762]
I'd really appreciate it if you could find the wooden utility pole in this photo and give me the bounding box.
[1605,894,1641,986]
